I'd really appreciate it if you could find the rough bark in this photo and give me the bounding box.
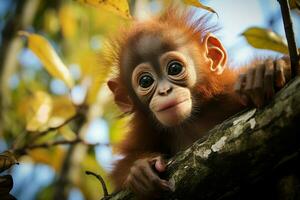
[108,77,300,200]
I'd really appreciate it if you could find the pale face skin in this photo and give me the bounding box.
[131,50,197,126]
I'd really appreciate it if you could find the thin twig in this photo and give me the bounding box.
[26,138,83,149]
[13,138,107,156]
[278,0,300,77]
[11,113,80,155]
[28,113,80,141]
[25,140,107,150]
[85,170,109,197]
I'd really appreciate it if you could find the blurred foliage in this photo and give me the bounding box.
[0,0,132,199]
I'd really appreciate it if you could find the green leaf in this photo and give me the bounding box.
[242,27,289,54]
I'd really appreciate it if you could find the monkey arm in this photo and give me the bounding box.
[234,58,291,108]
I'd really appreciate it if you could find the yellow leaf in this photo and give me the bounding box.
[0,151,18,173]
[24,92,76,132]
[182,0,217,14]
[59,5,78,39]
[48,96,76,128]
[242,27,289,54]
[19,31,74,88]
[26,91,53,132]
[76,0,131,19]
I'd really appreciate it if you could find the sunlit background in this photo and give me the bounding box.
[0,0,299,200]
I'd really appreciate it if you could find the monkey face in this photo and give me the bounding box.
[131,51,197,126]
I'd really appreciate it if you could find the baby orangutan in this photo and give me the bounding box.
[107,7,291,199]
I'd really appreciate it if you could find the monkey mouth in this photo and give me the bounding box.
[157,99,189,112]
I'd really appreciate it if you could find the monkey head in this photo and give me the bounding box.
[108,20,227,127]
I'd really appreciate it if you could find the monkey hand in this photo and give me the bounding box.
[125,156,174,199]
[234,57,291,108]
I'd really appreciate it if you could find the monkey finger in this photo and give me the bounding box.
[252,64,265,107]
[243,68,256,105]
[239,94,250,106]
[160,179,175,192]
[252,87,264,108]
[150,175,172,192]
[153,156,166,172]
[244,68,255,92]
[141,161,158,180]
[281,56,292,81]
[234,74,249,105]
[142,165,172,192]
[138,160,171,192]
[130,166,151,191]
[125,175,139,194]
[234,73,246,93]
[138,163,160,192]
[264,59,275,100]
[152,177,173,192]
[274,59,286,89]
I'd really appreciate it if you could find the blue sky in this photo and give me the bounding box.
[205,0,299,65]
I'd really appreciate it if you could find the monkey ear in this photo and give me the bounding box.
[204,33,228,75]
[107,78,133,113]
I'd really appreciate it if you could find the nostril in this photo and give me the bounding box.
[167,87,172,93]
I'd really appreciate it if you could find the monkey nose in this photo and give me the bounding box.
[158,86,172,96]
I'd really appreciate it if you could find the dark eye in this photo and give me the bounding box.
[168,61,183,75]
[139,75,154,88]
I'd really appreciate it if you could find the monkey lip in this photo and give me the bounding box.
[157,99,189,112]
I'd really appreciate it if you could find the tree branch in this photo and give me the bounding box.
[108,77,300,199]
[27,113,80,144]
[12,138,106,156]
[278,0,300,76]
[86,171,109,197]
